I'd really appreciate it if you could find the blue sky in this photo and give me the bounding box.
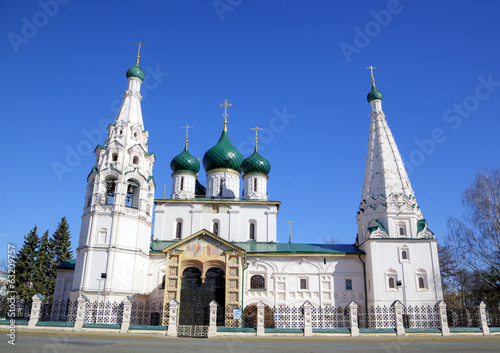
[1,0,499,262]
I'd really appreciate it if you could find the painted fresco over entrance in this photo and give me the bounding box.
[183,236,224,258]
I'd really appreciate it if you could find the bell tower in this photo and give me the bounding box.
[72,45,155,301]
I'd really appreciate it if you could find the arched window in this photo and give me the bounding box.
[125,181,139,208]
[388,277,395,289]
[249,223,255,240]
[219,179,224,196]
[250,275,265,289]
[418,277,425,289]
[401,250,408,260]
[105,179,117,205]
[253,178,257,193]
[180,176,184,191]
[175,222,182,239]
[398,223,406,236]
[213,222,219,236]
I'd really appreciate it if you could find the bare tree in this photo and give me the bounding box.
[447,168,500,293]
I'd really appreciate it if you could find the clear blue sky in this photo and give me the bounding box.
[1,0,499,262]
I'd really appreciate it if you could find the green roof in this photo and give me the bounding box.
[241,147,271,175]
[203,130,244,172]
[56,259,76,270]
[367,82,383,103]
[126,62,145,81]
[150,240,360,255]
[367,219,388,235]
[171,146,200,174]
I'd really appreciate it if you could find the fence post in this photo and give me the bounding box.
[392,300,405,336]
[435,301,450,336]
[208,300,219,337]
[167,299,179,337]
[74,294,89,330]
[302,301,312,336]
[120,296,134,333]
[348,301,359,337]
[27,294,45,328]
[256,300,265,336]
[475,301,489,335]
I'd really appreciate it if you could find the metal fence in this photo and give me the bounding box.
[311,306,350,328]
[0,297,31,320]
[358,306,395,328]
[84,301,123,324]
[486,308,500,327]
[130,302,169,326]
[446,307,479,328]
[404,305,440,329]
[42,299,78,322]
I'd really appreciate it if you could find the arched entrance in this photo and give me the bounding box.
[178,267,225,336]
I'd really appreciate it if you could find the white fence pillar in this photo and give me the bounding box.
[208,300,219,337]
[120,296,134,333]
[476,301,489,335]
[348,301,359,337]
[392,300,405,336]
[436,301,450,336]
[27,294,44,328]
[74,294,89,330]
[303,301,312,336]
[257,300,265,336]
[167,299,179,337]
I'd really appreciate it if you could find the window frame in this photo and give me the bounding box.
[250,275,266,290]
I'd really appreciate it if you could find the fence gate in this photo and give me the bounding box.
[178,267,225,338]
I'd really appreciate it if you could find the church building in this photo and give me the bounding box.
[53,55,443,316]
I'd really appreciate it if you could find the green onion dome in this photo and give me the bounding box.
[367,82,383,103]
[170,147,200,175]
[126,62,145,81]
[241,147,271,176]
[203,130,244,172]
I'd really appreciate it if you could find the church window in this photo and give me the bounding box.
[105,179,117,205]
[133,156,139,165]
[345,279,353,291]
[388,277,395,289]
[219,179,224,196]
[134,132,137,137]
[398,223,406,237]
[299,278,308,290]
[250,275,265,289]
[418,277,425,289]
[175,222,182,239]
[120,130,123,135]
[399,246,410,262]
[401,250,408,260]
[253,178,257,193]
[416,270,428,290]
[112,153,118,162]
[386,269,398,291]
[180,176,184,191]
[160,275,166,289]
[249,223,255,240]
[125,181,139,208]
[213,222,219,236]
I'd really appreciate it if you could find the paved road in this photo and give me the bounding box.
[3,333,500,353]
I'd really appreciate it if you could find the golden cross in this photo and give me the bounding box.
[287,220,293,243]
[162,184,169,199]
[250,126,263,150]
[135,42,145,64]
[220,99,232,130]
[181,125,193,148]
[366,65,376,83]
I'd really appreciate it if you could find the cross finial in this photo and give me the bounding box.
[220,99,232,131]
[181,125,193,149]
[135,42,145,64]
[366,65,376,84]
[250,126,263,150]
[286,220,293,243]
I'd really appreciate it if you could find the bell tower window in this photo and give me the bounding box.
[253,178,257,192]
[112,153,118,162]
[105,179,116,205]
[213,222,219,236]
[219,179,224,196]
[133,156,139,165]
[125,181,139,208]
[180,176,184,191]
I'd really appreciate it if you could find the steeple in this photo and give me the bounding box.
[357,71,432,242]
